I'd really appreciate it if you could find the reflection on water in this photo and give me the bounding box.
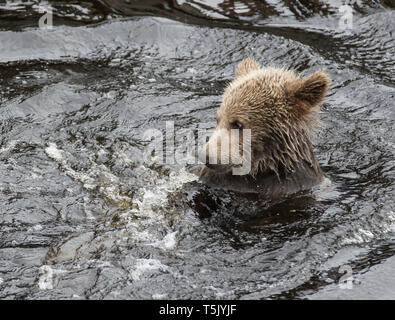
[0,0,394,299]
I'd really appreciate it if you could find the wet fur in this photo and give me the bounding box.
[194,58,330,198]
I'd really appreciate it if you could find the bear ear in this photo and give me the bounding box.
[235,58,260,78]
[288,71,330,107]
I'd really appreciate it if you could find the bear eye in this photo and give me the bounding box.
[230,121,243,130]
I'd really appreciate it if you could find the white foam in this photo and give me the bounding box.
[149,231,178,251]
[358,228,374,239]
[341,211,395,245]
[0,140,19,154]
[45,144,195,257]
[124,166,197,221]
[38,265,68,290]
[38,265,67,290]
[204,285,234,299]
[130,259,169,281]
[45,142,132,204]
[45,143,64,161]
[313,177,341,200]
[187,67,198,74]
[387,211,395,233]
[27,224,43,233]
[38,265,54,290]
[152,293,168,299]
[119,167,197,252]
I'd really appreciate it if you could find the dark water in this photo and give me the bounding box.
[0,0,394,299]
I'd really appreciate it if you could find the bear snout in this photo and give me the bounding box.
[199,128,228,166]
[198,145,223,169]
[198,127,248,174]
[197,147,211,166]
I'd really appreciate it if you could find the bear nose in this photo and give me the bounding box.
[198,148,215,168]
[198,148,208,164]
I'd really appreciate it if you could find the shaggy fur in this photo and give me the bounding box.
[194,58,330,197]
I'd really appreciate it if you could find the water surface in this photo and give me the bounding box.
[0,0,394,299]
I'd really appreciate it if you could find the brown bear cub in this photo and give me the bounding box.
[193,58,330,198]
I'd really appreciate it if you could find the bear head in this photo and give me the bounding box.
[198,58,330,179]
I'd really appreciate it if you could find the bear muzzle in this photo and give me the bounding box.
[198,128,252,175]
